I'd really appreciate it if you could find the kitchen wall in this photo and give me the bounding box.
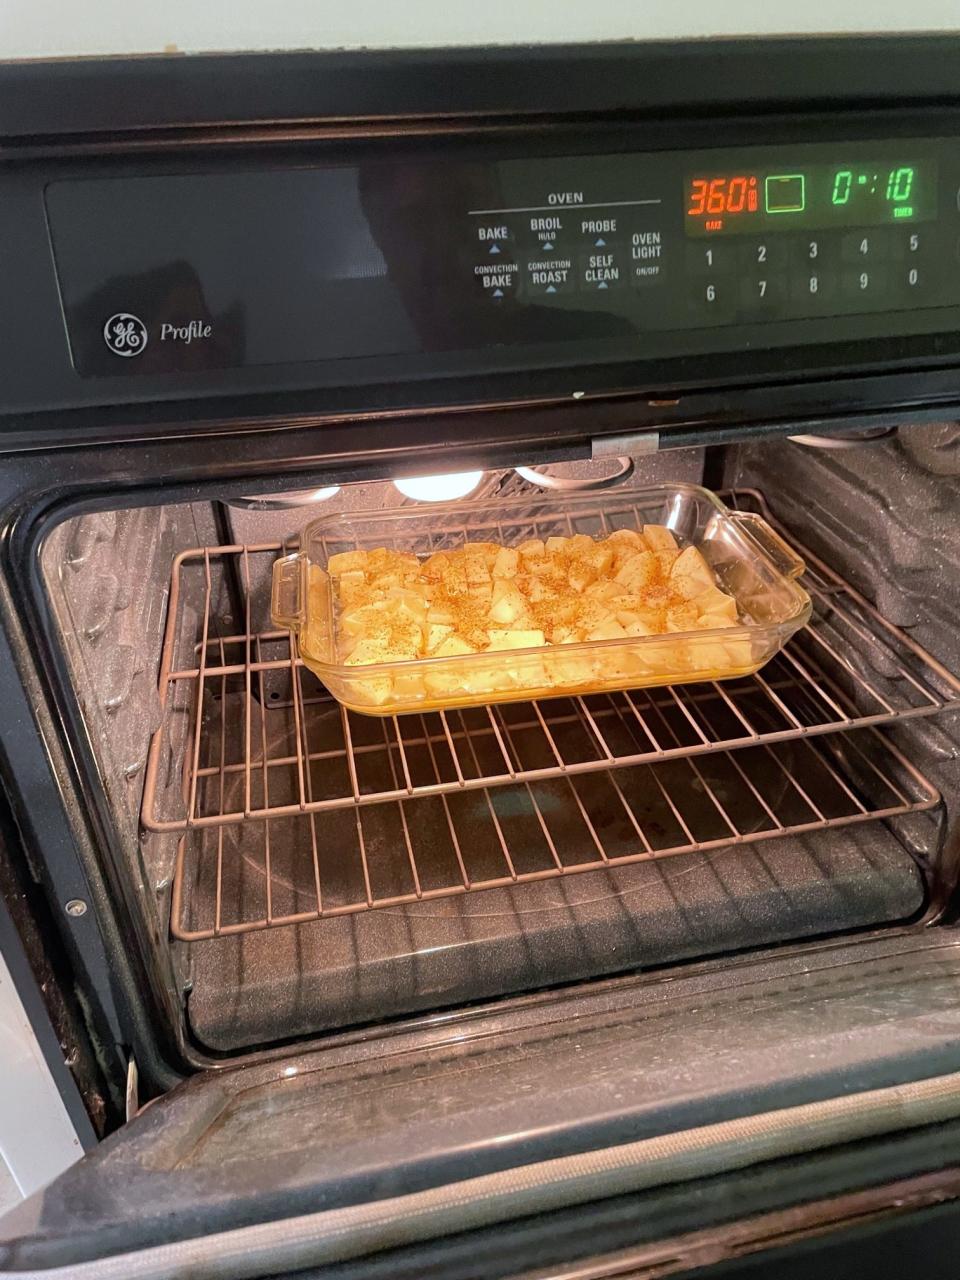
[3,0,960,59]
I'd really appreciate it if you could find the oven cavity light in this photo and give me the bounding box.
[393,471,483,502]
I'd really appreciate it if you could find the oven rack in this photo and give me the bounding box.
[142,492,960,835]
[170,722,939,940]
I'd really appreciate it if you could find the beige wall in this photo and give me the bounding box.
[2,0,959,60]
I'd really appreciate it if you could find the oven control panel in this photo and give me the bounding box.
[42,136,960,380]
[467,147,942,325]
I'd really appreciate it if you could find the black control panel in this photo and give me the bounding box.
[41,136,960,382]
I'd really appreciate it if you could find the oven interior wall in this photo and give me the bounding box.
[36,436,954,1059]
[723,425,960,905]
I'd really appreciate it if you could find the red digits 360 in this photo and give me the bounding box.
[687,178,708,216]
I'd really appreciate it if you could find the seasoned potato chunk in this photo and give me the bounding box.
[325,520,747,707]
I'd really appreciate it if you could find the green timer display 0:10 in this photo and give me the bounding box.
[684,159,935,236]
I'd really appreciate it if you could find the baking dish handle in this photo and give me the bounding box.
[730,512,806,580]
[271,552,307,631]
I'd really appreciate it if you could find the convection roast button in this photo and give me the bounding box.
[525,254,574,296]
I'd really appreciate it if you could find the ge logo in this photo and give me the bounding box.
[103,313,148,357]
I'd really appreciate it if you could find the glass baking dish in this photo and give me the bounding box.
[271,484,812,716]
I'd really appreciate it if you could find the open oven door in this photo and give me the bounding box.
[4,931,960,1280]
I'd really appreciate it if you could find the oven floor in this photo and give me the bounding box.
[187,823,923,1053]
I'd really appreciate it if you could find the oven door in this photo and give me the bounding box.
[4,929,960,1280]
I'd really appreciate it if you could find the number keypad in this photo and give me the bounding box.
[684,227,934,323]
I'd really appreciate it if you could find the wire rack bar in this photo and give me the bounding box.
[143,496,960,835]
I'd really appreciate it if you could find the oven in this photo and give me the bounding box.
[4,37,960,1280]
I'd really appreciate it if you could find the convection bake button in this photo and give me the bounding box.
[474,259,520,300]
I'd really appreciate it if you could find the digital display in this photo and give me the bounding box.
[685,160,936,234]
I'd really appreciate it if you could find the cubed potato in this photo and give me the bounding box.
[568,560,598,592]
[424,668,469,697]
[665,602,699,633]
[642,525,679,554]
[426,623,455,652]
[517,538,545,563]
[464,541,500,568]
[694,586,738,624]
[386,586,428,616]
[339,602,386,638]
[586,618,628,641]
[392,669,426,701]
[487,629,546,650]
[349,674,394,705]
[654,548,680,575]
[620,615,656,636]
[545,536,569,555]
[606,528,647,567]
[585,580,620,601]
[439,561,469,596]
[491,546,519,579]
[422,551,452,581]
[590,543,615,575]
[670,546,714,592]
[615,550,658,592]
[606,528,645,552]
[328,550,369,576]
[463,550,491,587]
[433,633,477,658]
[490,579,527,625]
[724,637,756,670]
[544,650,596,687]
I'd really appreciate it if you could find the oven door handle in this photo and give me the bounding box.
[270,551,307,632]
